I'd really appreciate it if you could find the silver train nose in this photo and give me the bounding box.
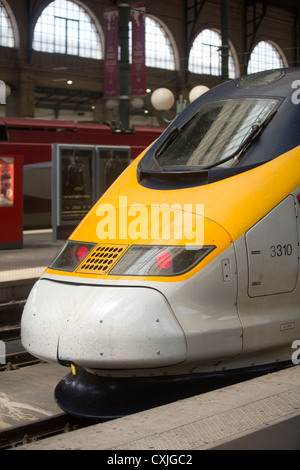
[21,278,187,370]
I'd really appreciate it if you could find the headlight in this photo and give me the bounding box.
[109,245,216,277]
[49,240,96,272]
[49,242,215,277]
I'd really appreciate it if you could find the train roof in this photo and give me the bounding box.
[0,117,164,148]
[0,117,163,135]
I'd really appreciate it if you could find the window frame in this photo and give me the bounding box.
[128,14,178,71]
[188,28,238,79]
[0,0,16,48]
[247,40,287,74]
[32,0,103,60]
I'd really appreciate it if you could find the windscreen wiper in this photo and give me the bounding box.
[155,109,200,161]
[203,110,277,170]
[155,126,181,160]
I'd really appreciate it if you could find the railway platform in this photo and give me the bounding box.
[2,363,300,450]
[0,229,63,284]
[0,230,300,450]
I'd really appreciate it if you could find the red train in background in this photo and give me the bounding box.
[0,117,163,229]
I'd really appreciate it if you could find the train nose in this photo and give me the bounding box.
[21,279,187,370]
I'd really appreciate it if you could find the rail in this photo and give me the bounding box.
[0,299,40,370]
[0,413,104,449]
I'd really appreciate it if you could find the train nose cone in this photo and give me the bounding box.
[21,279,187,370]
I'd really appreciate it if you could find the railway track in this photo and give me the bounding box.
[0,299,40,370]
[0,297,106,449]
[0,412,103,449]
[0,300,103,450]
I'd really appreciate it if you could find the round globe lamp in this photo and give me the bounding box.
[151,88,175,111]
[189,85,209,103]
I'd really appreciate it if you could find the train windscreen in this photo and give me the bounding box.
[156,98,278,169]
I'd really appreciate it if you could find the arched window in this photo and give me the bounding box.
[188,28,237,79]
[129,15,176,70]
[247,41,285,74]
[33,0,102,59]
[0,1,15,47]
[145,16,175,69]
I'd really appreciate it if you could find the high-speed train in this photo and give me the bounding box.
[21,68,300,417]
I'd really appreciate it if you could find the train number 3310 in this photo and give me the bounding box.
[270,244,293,257]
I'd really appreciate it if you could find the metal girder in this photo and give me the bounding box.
[185,0,209,49]
[184,0,209,80]
[35,86,102,99]
[35,86,102,118]
[244,0,271,68]
[26,0,38,63]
